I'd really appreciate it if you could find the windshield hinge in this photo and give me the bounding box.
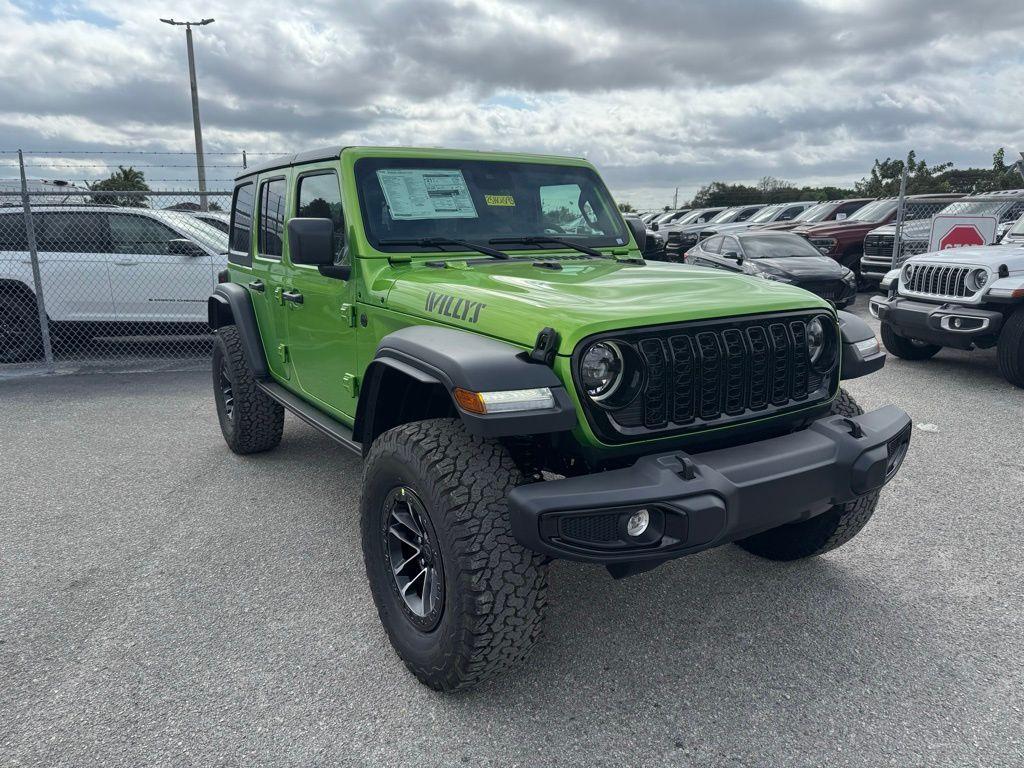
[529,327,560,366]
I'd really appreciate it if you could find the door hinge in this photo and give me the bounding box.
[277,343,290,363]
[343,373,359,397]
[341,303,356,327]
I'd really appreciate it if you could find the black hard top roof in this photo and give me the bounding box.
[237,146,346,181]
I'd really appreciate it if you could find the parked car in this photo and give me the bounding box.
[651,208,692,227]
[0,205,229,362]
[871,242,1024,387]
[1000,212,1024,247]
[661,205,765,260]
[208,144,908,691]
[641,212,664,225]
[795,193,963,285]
[755,198,874,232]
[684,230,857,308]
[623,213,666,260]
[0,178,90,205]
[698,200,818,240]
[876,189,1024,276]
[191,210,231,233]
[659,207,728,260]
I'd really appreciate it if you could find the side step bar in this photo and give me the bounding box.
[256,380,362,456]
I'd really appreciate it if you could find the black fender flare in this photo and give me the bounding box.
[837,309,885,380]
[208,283,269,380]
[352,326,578,445]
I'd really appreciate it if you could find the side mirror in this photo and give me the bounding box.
[722,250,739,260]
[288,218,337,266]
[651,222,659,231]
[736,254,745,265]
[625,216,647,251]
[168,238,206,257]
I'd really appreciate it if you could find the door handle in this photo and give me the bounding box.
[248,280,265,293]
[282,290,304,305]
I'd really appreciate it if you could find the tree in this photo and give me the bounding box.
[617,202,636,213]
[938,148,1023,193]
[855,151,952,196]
[89,166,150,207]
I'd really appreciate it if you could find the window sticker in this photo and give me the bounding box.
[376,169,478,220]
[484,194,515,207]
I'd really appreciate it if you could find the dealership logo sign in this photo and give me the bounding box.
[928,215,998,252]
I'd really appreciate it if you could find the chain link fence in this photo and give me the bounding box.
[0,188,231,375]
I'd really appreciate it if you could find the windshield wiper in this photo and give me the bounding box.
[489,235,608,259]
[378,237,509,260]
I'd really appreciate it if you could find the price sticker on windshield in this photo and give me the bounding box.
[376,169,479,220]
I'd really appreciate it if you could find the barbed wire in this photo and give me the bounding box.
[1,162,249,168]
[0,149,288,156]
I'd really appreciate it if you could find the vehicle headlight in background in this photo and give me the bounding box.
[841,267,856,284]
[966,268,989,293]
[903,263,916,283]
[809,238,837,254]
[756,268,793,283]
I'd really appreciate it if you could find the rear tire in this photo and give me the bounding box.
[212,325,284,454]
[361,418,548,691]
[997,308,1024,388]
[0,288,43,363]
[881,321,941,360]
[735,388,880,561]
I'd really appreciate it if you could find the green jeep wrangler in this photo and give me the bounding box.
[208,146,911,691]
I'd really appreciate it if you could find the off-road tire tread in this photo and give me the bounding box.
[213,325,283,454]
[880,321,941,360]
[0,287,43,363]
[735,388,880,561]
[361,419,548,691]
[996,308,1024,387]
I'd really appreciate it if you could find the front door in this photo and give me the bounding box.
[35,211,116,321]
[281,168,358,420]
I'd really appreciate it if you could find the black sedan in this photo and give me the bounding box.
[683,231,857,308]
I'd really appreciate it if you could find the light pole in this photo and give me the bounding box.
[160,17,214,211]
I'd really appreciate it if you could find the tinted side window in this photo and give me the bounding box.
[108,214,179,255]
[0,213,27,250]
[906,202,945,221]
[229,182,254,259]
[734,207,758,222]
[1002,201,1024,223]
[37,212,111,253]
[778,206,804,221]
[296,171,346,264]
[721,236,741,256]
[835,201,866,218]
[258,178,286,259]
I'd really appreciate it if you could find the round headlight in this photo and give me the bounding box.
[807,317,825,365]
[903,263,915,282]
[966,269,988,292]
[580,342,623,400]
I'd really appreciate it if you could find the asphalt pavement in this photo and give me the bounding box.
[2,305,1022,767]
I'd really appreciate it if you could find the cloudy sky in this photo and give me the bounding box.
[2,0,1023,208]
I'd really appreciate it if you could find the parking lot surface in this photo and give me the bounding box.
[2,306,1022,767]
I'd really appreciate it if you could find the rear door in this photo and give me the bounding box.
[106,212,214,322]
[35,211,115,321]
[281,167,358,419]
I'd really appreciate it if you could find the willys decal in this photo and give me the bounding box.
[425,291,487,323]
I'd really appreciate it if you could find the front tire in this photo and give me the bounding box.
[881,321,941,360]
[361,419,548,691]
[212,325,284,454]
[0,290,43,363]
[735,389,881,561]
[997,308,1024,388]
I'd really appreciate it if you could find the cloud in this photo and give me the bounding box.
[1,0,1023,207]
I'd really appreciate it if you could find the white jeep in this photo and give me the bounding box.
[0,205,228,362]
[870,244,1024,386]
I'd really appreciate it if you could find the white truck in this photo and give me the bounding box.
[0,205,228,362]
[870,244,1024,387]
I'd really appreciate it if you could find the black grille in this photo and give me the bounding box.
[559,513,620,544]
[574,311,838,443]
[802,280,848,301]
[863,233,894,260]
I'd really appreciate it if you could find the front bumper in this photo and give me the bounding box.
[869,295,1004,350]
[508,406,911,564]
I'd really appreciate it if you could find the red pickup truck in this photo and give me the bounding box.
[792,193,962,283]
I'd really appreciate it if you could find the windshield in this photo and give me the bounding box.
[1006,213,1024,236]
[937,200,1007,217]
[740,234,822,259]
[157,211,229,252]
[794,202,832,222]
[355,158,629,253]
[709,207,744,224]
[748,205,784,223]
[847,199,897,222]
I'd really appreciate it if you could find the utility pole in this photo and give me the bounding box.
[160,17,214,211]
[673,186,679,210]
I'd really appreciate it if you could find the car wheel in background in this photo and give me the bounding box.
[996,309,1024,388]
[0,288,43,363]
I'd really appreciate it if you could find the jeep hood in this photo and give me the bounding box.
[909,244,1024,271]
[384,258,830,354]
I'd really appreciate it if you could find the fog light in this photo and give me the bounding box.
[952,317,963,329]
[626,509,650,537]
